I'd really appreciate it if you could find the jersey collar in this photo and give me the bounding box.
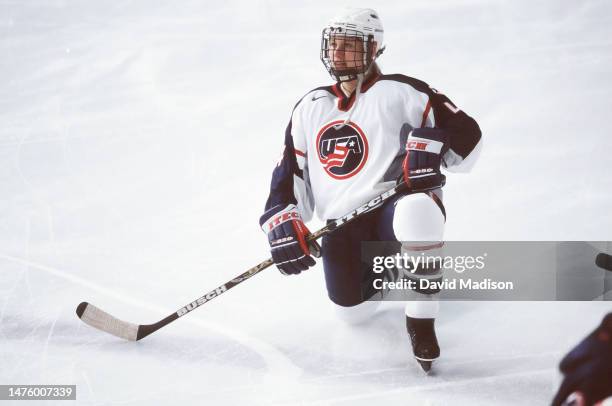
[331,67,382,112]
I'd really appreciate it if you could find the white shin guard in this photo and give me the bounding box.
[405,296,440,319]
[392,192,445,320]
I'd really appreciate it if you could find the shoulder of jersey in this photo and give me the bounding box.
[291,74,432,112]
[293,85,335,110]
[377,73,432,95]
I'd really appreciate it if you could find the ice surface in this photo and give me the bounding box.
[1,1,611,405]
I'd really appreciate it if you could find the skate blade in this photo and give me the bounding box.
[415,356,437,373]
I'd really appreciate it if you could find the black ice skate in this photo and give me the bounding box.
[406,316,440,372]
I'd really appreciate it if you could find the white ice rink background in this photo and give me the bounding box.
[1,1,611,405]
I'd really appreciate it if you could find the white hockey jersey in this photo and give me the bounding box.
[263,70,482,221]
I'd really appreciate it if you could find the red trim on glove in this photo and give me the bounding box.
[292,220,311,256]
[402,143,411,189]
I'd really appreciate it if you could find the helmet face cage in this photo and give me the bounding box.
[320,27,374,82]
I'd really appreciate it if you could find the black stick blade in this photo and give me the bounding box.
[596,253,612,272]
[76,302,139,341]
[76,302,87,318]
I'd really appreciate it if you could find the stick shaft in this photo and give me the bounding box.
[83,183,408,340]
[137,183,407,339]
[135,258,274,339]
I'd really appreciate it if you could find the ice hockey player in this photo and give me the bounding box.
[552,312,612,406]
[259,7,482,372]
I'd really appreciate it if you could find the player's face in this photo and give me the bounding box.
[329,36,364,71]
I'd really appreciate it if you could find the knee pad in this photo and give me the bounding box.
[392,192,445,242]
[332,300,380,325]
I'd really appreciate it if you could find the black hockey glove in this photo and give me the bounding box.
[400,128,449,192]
[260,204,321,275]
[552,313,612,406]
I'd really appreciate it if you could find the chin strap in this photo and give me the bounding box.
[335,73,364,130]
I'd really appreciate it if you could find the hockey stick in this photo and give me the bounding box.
[76,182,409,341]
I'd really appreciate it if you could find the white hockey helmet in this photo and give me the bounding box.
[320,8,385,82]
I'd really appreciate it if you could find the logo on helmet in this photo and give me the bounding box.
[316,120,369,179]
